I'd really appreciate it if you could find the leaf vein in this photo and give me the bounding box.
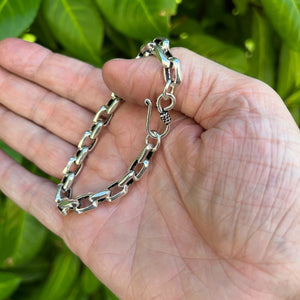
[60,0,98,60]
[136,0,163,33]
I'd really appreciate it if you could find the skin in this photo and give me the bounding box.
[0,38,299,299]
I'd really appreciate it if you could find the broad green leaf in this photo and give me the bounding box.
[11,214,47,265]
[0,272,21,300]
[65,286,88,300]
[42,0,103,65]
[38,249,80,300]
[173,34,248,73]
[104,21,138,58]
[30,10,59,51]
[81,267,100,295]
[0,200,24,267]
[0,200,46,267]
[285,87,300,106]
[96,0,178,41]
[8,260,49,283]
[288,105,300,126]
[247,9,275,87]
[261,0,300,51]
[0,0,41,40]
[277,44,300,98]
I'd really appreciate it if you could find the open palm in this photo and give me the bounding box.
[0,39,299,300]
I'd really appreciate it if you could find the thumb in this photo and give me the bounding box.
[102,47,289,129]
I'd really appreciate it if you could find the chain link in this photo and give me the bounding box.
[55,37,181,215]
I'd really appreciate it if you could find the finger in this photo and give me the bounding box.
[0,66,94,145]
[0,38,110,112]
[0,149,63,236]
[102,47,288,129]
[0,104,74,178]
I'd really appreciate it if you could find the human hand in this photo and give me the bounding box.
[0,38,299,299]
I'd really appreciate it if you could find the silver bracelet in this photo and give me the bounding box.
[55,37,182,216]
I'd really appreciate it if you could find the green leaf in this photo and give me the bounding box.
[104,21,138,58]
[247,8,275,87]
[285,87,300,107]
[8,260,49,283]
[0,0,41,40]
[260,0,300,51]
[96,0,178,41]
[30,9,59,51]
[11,214,47,266]
[288,105,300,126]
[0,200,46,268]
[0,200,25,267]
[81,267,100,295]
[64,286,88,300]
[173,34,248,73]
[233,0,249,15]
[0,272,21,300]
[38,249,80,300]
[42,0,103,65]
[277,44,300,98]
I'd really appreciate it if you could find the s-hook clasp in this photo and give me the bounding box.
[144,90,176,141]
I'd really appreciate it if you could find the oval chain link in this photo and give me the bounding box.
[56,38,181,215]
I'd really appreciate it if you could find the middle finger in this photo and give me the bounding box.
[0,66,96,145]
[0,104,74,178]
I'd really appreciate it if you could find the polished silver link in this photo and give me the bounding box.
[93,94,122,125]
[164,57,182,85]
[89,190,111,202]
[78,131,97,150]
[137,37,182,85]
[156,93,176,113]
[62,172,75,191]
[75,146,89,165]
[93,105,112,125]
[136,42,156,58]
[63,157,82,176]
[145,132,161,152]
[73,193,98,214]
[106,96,121,114]
[118,171,135,187]
[58,198,79,216]
[163,79,175,97]
[55,38,181,215]
[90,121,104,139]
[55,183,71,203]
[154,37,170,52]
[129,144,154,180]
[107,182,129,202]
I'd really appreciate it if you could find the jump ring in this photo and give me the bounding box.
[156,93,176,114]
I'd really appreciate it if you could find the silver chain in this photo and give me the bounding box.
[55,37,182,215]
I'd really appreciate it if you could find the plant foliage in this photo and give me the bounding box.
[0,0,299,299]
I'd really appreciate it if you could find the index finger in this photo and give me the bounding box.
[0,38,110,112]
